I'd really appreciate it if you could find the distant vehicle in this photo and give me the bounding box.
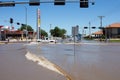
[37,39,42,42]
[49,39,56,43]
[37,37,56,43]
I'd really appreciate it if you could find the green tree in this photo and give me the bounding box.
[40,29,48,37]
[18,24,34,31]
[50,26,66,38]
[61,29,66,39]
[54,27,61,37]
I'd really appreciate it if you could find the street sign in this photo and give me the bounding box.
[0,1,15,7]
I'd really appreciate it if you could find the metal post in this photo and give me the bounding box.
[82,28,84,39]
[89,21,91,38]
[5,30,6,41]
[98,16,105,41]
[37,8,40,40]
[105,28,107,42]
[50,24,52,40]
[0,28,1,41]
[98,16,105,28]
[73,27,75,56]
[24,6,27,42]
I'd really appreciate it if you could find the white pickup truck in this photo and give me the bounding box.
[37,37,56,43]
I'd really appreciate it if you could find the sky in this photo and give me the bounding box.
[0,0,120,35]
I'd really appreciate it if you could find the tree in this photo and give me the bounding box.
[18,24,34,31]
[40,29,48,37]
[54,27,61,37]
[61,29,66,38]
[50,26,66,38]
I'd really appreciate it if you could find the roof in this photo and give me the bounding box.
[0,25,4,28]
[106,23,120,28]
[93,30,103,35]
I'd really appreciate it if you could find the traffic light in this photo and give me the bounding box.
[54,0,65,5]
[84,27,88,29]
[80,0,89,8]
[92,27,96,29]
[10,18,13,24]
[17,22,20,25]
[0,1,15,7]
[92,2,95,5]
[21,24,25,26]
[99,27,104,29]
[29,0,40,6]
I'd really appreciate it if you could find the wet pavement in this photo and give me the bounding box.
[0,43,66,80]
[27,42,120,80]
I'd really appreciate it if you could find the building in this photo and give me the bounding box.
[0,26,35,41]
[93,23,120,39]
[106,23,120,38]
[93,30,103,38]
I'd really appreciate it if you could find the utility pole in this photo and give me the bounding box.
[98,16,104,28]
[98,16,106,41]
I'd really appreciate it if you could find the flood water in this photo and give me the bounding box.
[27,42,120,80]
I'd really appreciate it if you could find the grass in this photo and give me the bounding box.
[109,39,120,42]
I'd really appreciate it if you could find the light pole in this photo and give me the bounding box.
[24,6,28,42]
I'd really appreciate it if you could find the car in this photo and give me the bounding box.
[37,39,42,42]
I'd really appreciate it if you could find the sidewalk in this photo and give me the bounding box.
[0,43,65,80]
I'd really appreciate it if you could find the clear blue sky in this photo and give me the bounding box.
[1,0,120,35]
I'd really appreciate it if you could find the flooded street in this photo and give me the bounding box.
[27,42,120,80]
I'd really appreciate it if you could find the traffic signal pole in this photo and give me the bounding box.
[0,0,95,7]
[0,1,95,4]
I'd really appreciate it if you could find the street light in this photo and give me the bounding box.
[24,6,28,42]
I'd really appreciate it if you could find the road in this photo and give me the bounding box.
[0,43,66,80]
[27,42,120,80]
